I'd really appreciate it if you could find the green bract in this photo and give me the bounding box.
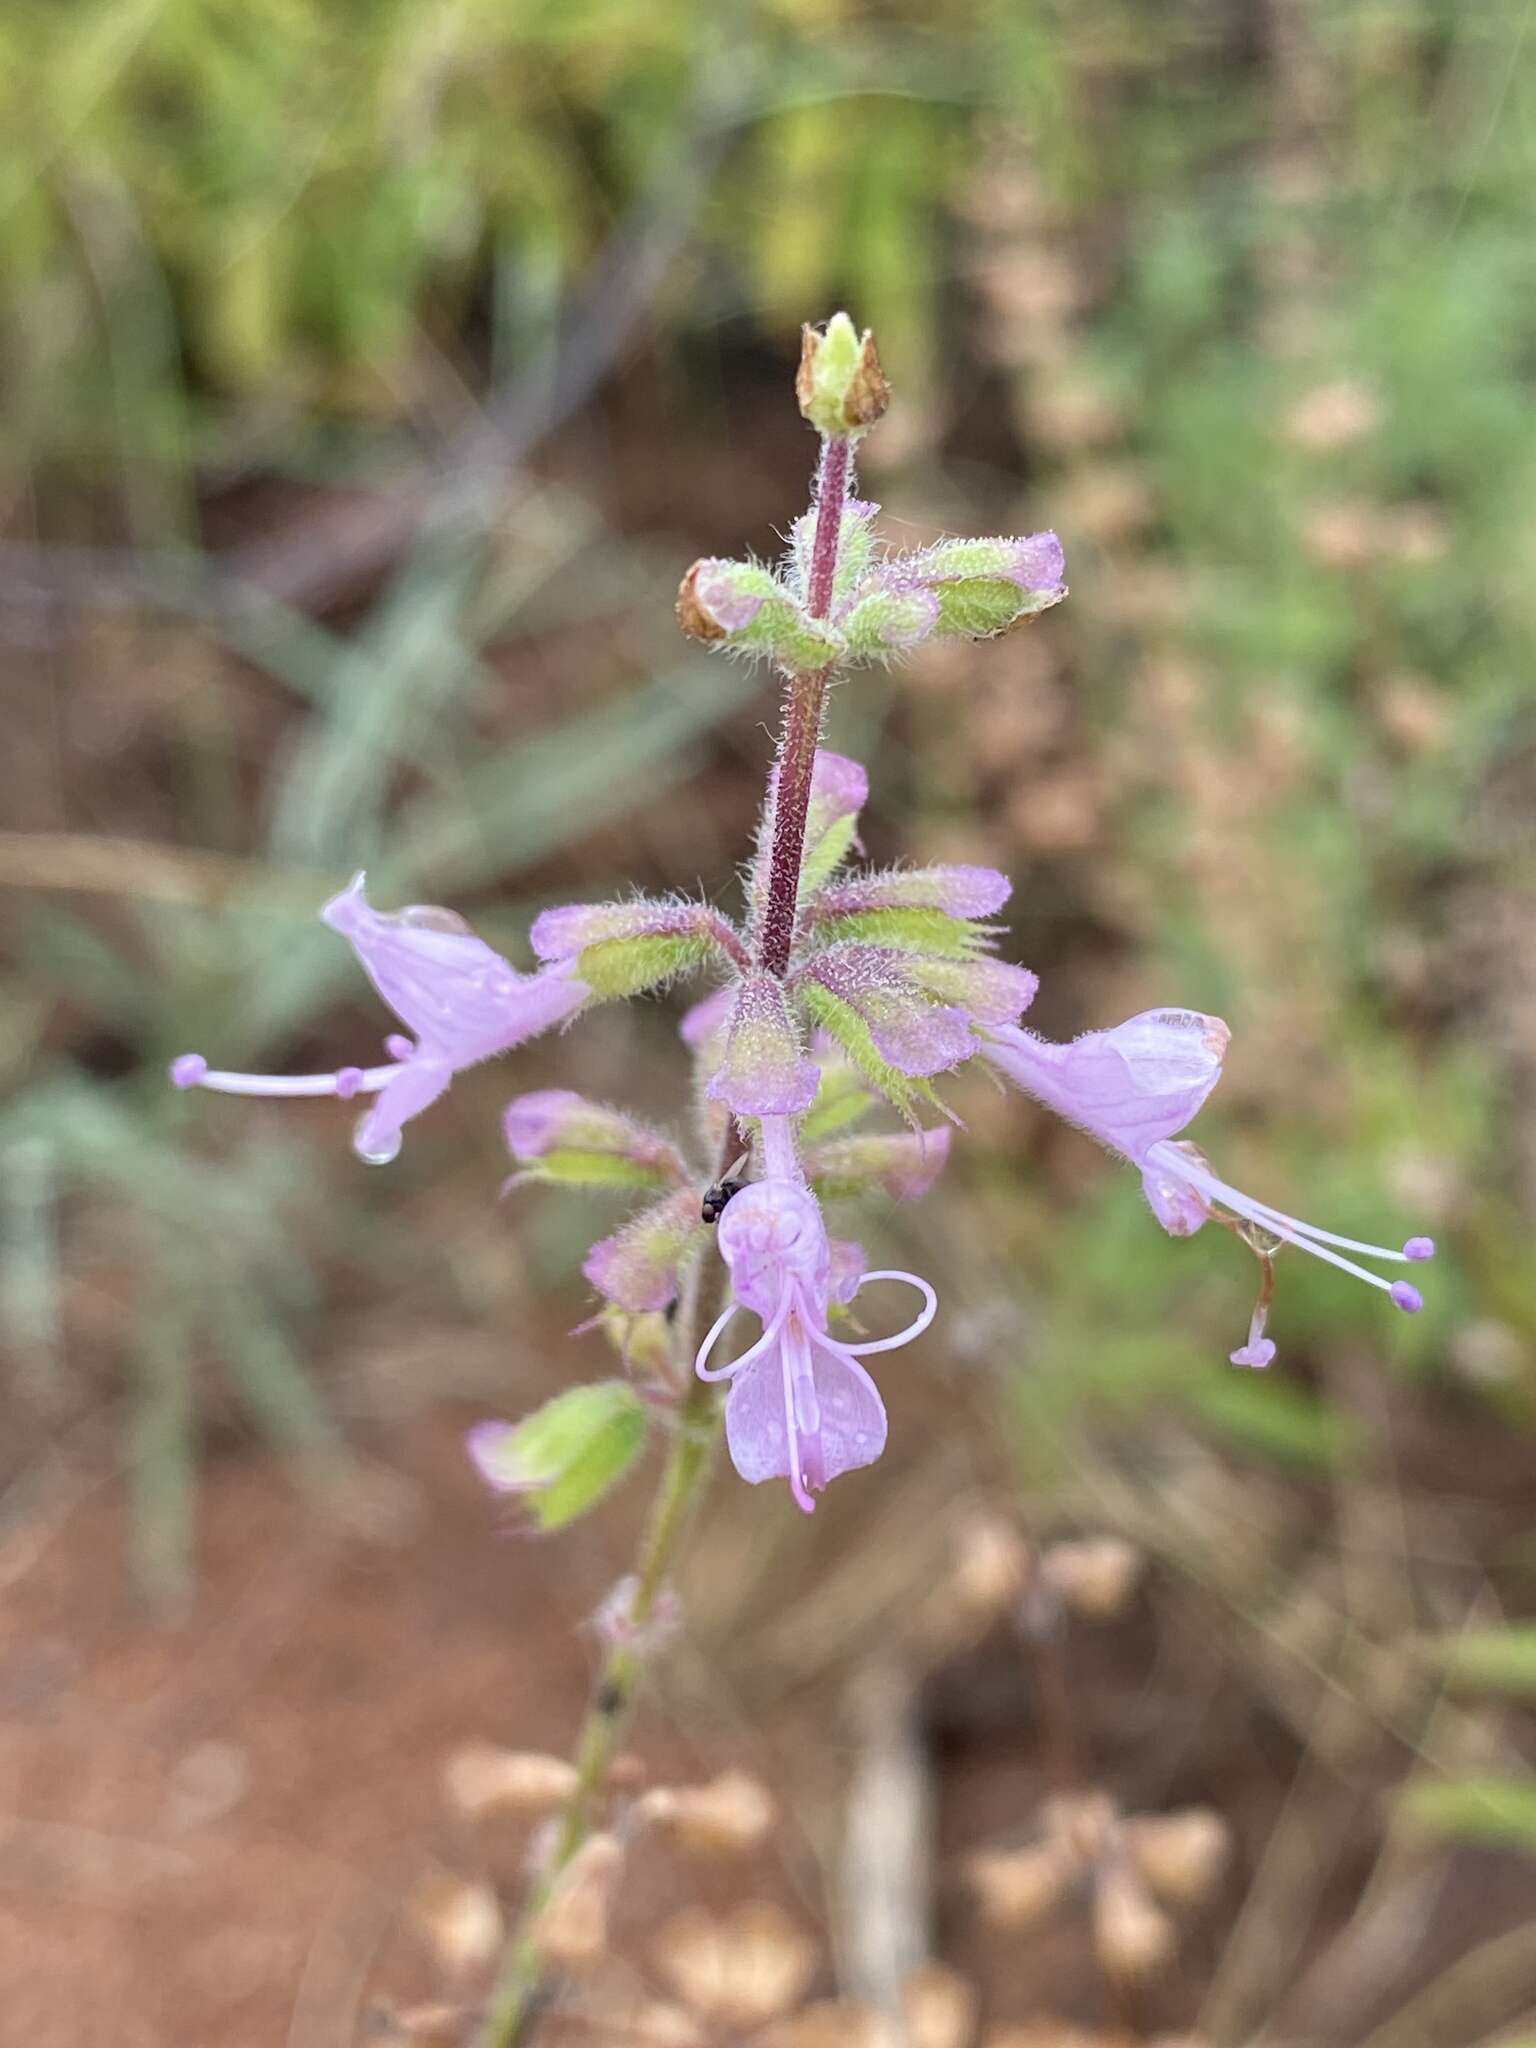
[471,1382,650,1531]
[798,978,944,1128]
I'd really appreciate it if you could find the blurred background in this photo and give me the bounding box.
[2,1,1534,2043]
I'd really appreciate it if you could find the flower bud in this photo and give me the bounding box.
[677,557,845,668]
[584,1187,709,1313]
[533,1833,624,1968]
[442,1743,579,1819]
[805,1126,952,1202]
[796,313,890,436]
[1092,1863,1177,1982]
[897,531,1067,640]
[840,581,940,659]
[503,1089,688,1193]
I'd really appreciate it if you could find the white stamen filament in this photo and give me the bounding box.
[1148,1141,1407,1296]
[836,1270,938,1354]
[189,1061,403,1100]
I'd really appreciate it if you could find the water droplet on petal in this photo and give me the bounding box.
[395,904,472,934]
[354,1113,401,1166]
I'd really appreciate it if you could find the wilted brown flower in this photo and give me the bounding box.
[1040,1537,1145,1621]
[965,1841,1072,1930]
[1091,1863,1177,1982]
[948,1514,1031,1622]
[410,1873,503,1974]
[1124,1808,1231,1905]
[1281,377,1381,450]
[904,1960,979,2048]
[1371,673,1448,754]
[654,1902,817,2030]
[443,1744,579,1819]
[534,1834,624,1969]
[1301,500,1381,569]
[638,1769,775,1855]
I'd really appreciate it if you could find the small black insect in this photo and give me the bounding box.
[701,1176,745,1225]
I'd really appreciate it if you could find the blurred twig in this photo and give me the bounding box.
[0,830,330,907]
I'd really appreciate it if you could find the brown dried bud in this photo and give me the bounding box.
[1092,1864,1177,1982]
[1040,1537,1145,1621]
[1124,1807,1230,1906]
[903,1961,979,2048]
[533,1833,624,1969]
[409,1873,503,1973]
[964,1841,1071,1929]
[442,1743,579,1819]
[797,313,890,436]
[640,1768,774,1855]
[676,561,727,641]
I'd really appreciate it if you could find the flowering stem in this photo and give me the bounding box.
[482,437,855,2046]
[479,1344,720,2048]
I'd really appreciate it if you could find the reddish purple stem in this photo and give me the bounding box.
[804,435,851,622]
[756,436,851,979]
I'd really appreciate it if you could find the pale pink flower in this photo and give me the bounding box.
[695,1177,935,1514]
[170,874,585,1164]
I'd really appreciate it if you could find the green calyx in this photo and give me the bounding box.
[511,1149,676,1193]
[810,907,986,959]
[578,931,720,1000]
[932,577,1040,639]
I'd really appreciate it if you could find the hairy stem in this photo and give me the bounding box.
[756,433,851,979]
[757,665,830,977]
[478,1337,719,2048]
[805,433,851,622]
